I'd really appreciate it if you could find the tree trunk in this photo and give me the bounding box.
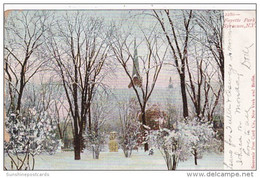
[88,107,91,132]
[220,64,224,83]
[124,149,132,158]
[93,145,100,159]
[31,155,35,170]
[144,143,149,152]
[124,149,128,158]
[16,86,24,113]
[180,74,189,118]
[74,136,81,160]
[195,104,201,119]
[172,159,177,170]
[141,109,149,152]
[194,149,198,165]
[171,154,177,170]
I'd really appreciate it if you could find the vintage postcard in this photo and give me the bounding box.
[1,3,256,175]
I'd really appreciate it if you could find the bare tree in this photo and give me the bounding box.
[45,11,109,160]
[195,10,224,83]
[153,10,193,118]
[4,11,51,114]
[185,45,222,121]
[110,26,168,151]
[52,100,71,142]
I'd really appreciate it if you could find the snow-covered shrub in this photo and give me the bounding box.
[4,109,58,170]
[149,116,220,170]
[180,118,220,165]
[149,127,190,170]
[85,130,106,159]
[118,98,141,157]
[84,90,112,159]
[119,119,141,157]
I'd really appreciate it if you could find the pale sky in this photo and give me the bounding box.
[6,10,210,90]
[22,10,181,89]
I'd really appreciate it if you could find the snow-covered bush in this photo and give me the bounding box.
[119,119,141,157]
[84,90,112,159]
[118,98,141,157]
[149,127,190,170]
[149,116,220,170]
[85,130,106,159]
[180,118,220,165]
[4,109,58,170]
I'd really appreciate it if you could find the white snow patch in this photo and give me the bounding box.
[4,149,223,170]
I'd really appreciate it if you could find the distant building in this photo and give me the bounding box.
[168,77,173,89]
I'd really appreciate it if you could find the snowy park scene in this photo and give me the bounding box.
[4,9,224,170]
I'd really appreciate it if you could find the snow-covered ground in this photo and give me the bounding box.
[4,149,223,170]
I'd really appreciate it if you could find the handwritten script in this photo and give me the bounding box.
[224,11,256,170]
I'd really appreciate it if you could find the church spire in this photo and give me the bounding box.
[132,38,140,78]
[168,77,173,88]
[128,38,142,88]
